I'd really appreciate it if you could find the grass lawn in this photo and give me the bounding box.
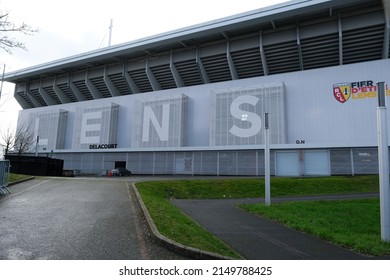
[240,199,390,256]
[136,182,243,259]
[9,173,31,183]
[137,175,379,200]
[135,175,389,258]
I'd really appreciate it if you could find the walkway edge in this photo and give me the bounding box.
[130,182,236,260]
[8,176,35,186]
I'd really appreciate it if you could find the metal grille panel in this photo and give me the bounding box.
[58,83,78,102]
[73,80,93,100]
[343,24,384,64]
[72,103,119,149]
[174,60,203,86]
[150,64,176,90]
[133,95,188,148]
[43,86,61,104]
[353,148,378,174]
[0,160,10,195]
[28,109,68,151]
[90,77,111,98]
[301,33,339,69]
[30,88,47,106]
[330,149,352,175]
[108,73,131,95]
[264,41,300,74]
[201,54,231,83]
[128,69,152,93]
[231,47,264,79]
[211,83,285,146]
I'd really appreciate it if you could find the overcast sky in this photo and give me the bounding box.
[0,0,287,131]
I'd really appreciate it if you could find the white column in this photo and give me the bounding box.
[264,113,271,206]
[377,81,390,242]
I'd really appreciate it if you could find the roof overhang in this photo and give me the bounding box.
[3,0,359,82]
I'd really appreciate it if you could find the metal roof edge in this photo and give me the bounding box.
[3,0,342,81]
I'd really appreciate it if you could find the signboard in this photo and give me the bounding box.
[333,80,390,103]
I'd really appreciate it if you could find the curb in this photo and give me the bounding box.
[8,176,35,186]
[130,182,239,260]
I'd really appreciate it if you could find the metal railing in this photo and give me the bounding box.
[0,160,11,195]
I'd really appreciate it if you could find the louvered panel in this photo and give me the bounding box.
[58,83,78,102]
[128,69,152,93]
[231,47,264,79]
[17,91,34,108]
[73,80,93,100]
[301,33,339,69]
[343,24,384,64]
[43,86,61,104]
[264,41,300,74]
[90,77,111,98]
[174,60,203,86]
[30,88,47,106]
[108,73,131,95]
[201,54,231,83]
[150,64,176,90]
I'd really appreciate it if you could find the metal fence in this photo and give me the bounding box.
[55,147,383,176]
[0,160,11,195]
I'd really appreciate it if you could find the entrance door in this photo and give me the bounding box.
[115,161,126,168]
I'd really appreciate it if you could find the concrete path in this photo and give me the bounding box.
[0,177,187,260]
[3,175,388,260]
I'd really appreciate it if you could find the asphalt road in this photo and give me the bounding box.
[0,177,187,260]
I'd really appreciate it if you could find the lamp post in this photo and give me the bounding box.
[377,81,390,242]
[264,113,271,206]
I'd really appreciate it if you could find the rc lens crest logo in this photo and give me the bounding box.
[333,83,351,103]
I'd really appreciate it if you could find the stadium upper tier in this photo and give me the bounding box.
[3,0,388,109]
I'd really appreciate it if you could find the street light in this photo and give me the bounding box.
[377,81,390,242]
[264,112,271,206]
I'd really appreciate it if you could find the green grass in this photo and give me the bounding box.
[137,175,379,200]
[9,173,31,183]
[136,184,243,259]
[240,199,390,256]
[135,175,385,258]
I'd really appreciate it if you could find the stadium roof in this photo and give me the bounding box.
[3,0,388,109]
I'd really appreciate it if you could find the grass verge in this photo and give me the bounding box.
[136,175,384,258]
[137,175,379,200]
[9,173,32,183]
[240,199,390,256]
[136,183,242,259]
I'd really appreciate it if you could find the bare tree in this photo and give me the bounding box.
[13,122,35,156]
[0,9,37,53]
[0,123,16,155]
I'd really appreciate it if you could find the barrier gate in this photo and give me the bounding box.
[0,160,11,195]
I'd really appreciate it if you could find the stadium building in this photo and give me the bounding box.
[3,0,390,176]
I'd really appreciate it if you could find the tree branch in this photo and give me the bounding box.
[0,10,38,53]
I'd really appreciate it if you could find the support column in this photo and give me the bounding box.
[264,113,271,206]
[338,17,343,65]
[259,31,269,76]
[377,81,390,242]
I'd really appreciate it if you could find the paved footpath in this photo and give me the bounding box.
[172,193,390,260]
[3,176,390,260]
[0,177,187,260]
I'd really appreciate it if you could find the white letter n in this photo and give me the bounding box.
[142,104,170,142]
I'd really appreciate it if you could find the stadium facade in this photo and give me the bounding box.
[3,0,390,176]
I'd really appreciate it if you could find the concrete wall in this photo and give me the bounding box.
[17,59,390,153]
